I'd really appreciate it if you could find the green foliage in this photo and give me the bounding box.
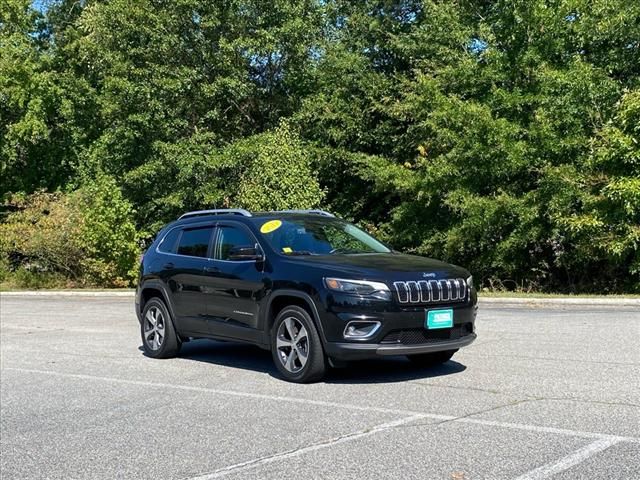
[295,0,640,292]
[0,0,95,196]
[3,267,69,290]
[230,122,324,211]
[1,0,639,291]
[75,175,140,285]
[0,191,85,280]
[0,178,139,287]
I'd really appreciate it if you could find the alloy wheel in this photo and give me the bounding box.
[143,306,165,351]
[276,317,309,373]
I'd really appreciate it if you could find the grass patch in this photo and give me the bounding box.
[0,268,78,291]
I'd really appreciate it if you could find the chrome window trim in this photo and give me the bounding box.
[155,223,216,260]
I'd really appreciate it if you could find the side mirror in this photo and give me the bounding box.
[228,245,264,262]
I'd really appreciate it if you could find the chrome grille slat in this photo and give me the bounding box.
[393,278,468,305]
[429,280,440,302]
[418,280,430,303]
[393,281,409,303]
[408,281,420,303]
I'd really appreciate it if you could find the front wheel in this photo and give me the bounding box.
[271,306,327,383]
[407,349,457,366]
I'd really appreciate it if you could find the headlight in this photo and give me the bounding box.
[466,275,474,289]
[324,278,391,300]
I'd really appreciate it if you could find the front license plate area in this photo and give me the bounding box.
[426,309,454,329]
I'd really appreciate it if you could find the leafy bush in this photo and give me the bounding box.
[6,268,69,290]
[229,122,324,211]
[75,175,140,285]
[3,0,640,292]
[0,191,85,280]
[0,176,139,288]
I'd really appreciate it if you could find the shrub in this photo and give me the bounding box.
[225,122,324,211]
[0,176,139,288]
[75,175,139,286]
[0,191,85,281]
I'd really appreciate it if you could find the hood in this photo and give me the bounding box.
[283,253,469,280]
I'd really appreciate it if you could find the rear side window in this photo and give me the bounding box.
[176,227,213,258]
[157,228,180,254]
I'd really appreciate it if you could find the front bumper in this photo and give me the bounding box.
[324,333,476,361]
[318,291,478,360]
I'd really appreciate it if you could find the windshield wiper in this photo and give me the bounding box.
[330,248,366,254]
[286,250,314,256]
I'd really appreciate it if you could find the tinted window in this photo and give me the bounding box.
[252,217,390,256]
[177,227,213,258]
[157,228,180,253]
[216,226,255,260]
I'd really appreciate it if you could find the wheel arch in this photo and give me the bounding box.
[263,290,327,346]
[138,280,177,324]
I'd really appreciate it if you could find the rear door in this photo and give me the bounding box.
[205,222,266,342]
[164,224,215,335]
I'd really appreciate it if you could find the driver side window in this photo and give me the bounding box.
[215,225,256,261]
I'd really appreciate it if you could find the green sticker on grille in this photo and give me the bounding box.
[426,309,454,329]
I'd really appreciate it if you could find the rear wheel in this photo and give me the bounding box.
[271,306,326,383]
[141,297,181,358]
[407,349,457,366]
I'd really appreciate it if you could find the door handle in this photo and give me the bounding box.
[204,266,220,273]
[163,262,174,269]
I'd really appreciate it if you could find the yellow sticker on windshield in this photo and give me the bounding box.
[260,220,282,234]
[282,247,292,253]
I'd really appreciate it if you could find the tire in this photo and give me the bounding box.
[407,349,457,366]
[271,306,327,383]
[141,297,181,359]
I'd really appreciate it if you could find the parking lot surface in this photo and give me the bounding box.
[1,295,639,479]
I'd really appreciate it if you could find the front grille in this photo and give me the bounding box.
[393,278,467,305]
[381,323,473,345]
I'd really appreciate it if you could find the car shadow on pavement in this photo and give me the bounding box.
[157,339,466,384]
[325,358,466,384]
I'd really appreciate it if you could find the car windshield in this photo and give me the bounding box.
[254,217,391,255]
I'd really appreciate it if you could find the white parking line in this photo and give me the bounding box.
[6,367,639,445]
[3,367,437,418]
[185,414,426,479]
[514,437,623,480]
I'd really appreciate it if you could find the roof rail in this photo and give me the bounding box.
[276,209,335,217]
[178,209,252,220]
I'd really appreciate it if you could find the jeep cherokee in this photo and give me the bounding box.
[135,209,477,382]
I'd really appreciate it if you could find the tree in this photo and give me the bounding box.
[1,0,639,291]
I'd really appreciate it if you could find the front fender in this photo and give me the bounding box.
[261,289,328,346]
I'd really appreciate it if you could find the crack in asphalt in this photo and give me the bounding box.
[393,399,532,431]
[410,381,640,409]
[182,414,426,479]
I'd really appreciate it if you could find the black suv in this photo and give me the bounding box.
[135,209,477,382]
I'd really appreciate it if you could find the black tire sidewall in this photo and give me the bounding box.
[271,306,326,383]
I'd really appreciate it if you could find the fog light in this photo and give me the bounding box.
[343,321,381,339]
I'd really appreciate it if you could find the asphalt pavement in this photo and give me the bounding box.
[1,295,638,479]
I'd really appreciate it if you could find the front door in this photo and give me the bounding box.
[205,222,265,342]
